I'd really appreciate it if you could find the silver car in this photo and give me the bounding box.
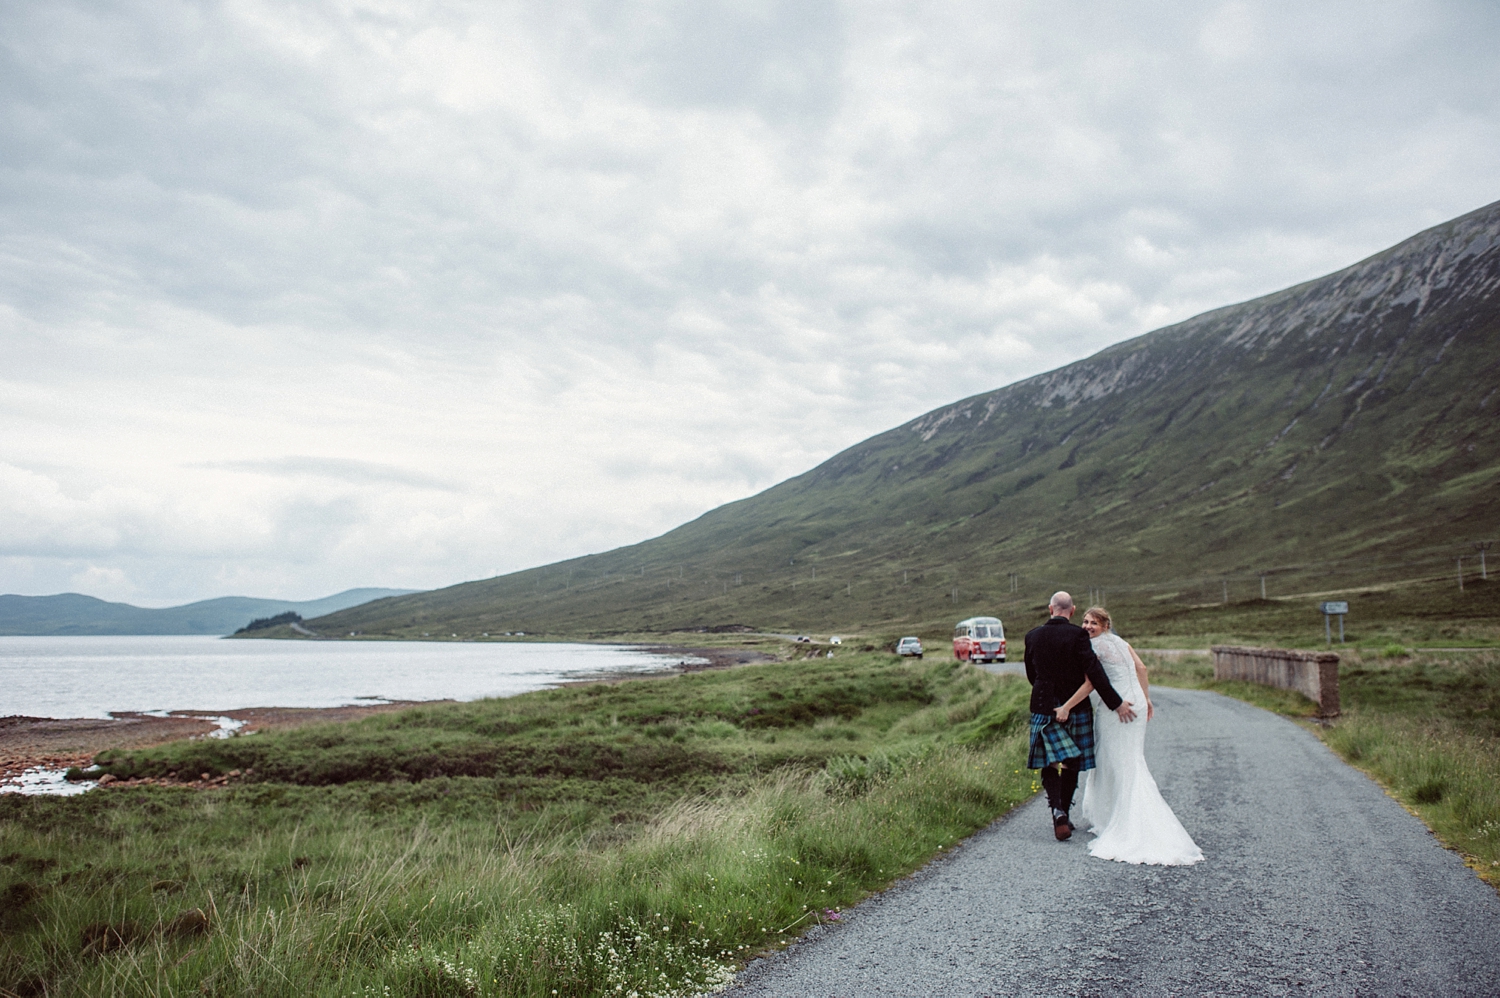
[895,636,924,658]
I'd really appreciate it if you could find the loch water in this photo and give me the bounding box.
[0,635,693,719]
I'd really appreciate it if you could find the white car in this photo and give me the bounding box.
[829,636,842,645]
[895,636,924,658]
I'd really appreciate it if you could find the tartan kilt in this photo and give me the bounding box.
[1028,708,1097,771]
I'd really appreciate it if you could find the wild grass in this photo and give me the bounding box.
[0,653,1038,996]
[1148,648,1500,887]
[1321,649,1500,886]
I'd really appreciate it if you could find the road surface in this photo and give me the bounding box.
[727,687,1500,997]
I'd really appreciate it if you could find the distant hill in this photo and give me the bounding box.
[0,588,419,636]
[309,200,1500,640]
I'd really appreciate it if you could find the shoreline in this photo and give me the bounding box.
[0,644,776,785]
[0,702,439,786]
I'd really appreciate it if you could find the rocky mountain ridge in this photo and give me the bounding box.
[305,201,1500,638]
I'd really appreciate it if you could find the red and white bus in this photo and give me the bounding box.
[953,616,1006,664]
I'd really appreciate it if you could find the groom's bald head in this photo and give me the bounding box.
[1049,591,1075,616]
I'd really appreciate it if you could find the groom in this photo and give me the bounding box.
[1024,591,1136,840]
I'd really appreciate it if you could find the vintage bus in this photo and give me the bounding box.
[953,616,1006,664]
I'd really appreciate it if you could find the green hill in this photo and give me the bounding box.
[309,201,1500,644]
[0,588,418,636]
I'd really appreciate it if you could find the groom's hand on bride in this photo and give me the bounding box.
[1115,701,1138,723]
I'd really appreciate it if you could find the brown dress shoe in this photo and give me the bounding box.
[1054,815,1073,841]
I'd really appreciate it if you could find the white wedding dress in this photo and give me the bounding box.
[1076,631,1204,866]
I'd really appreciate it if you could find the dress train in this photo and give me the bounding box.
[1076,632,1203,866]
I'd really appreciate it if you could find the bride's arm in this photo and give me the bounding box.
[1127,642,1153,721]
[1054,680,1094,722]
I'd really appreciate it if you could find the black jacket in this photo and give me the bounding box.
[1024,617,1124,716]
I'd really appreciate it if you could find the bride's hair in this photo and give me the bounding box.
[1083,606,1112,631]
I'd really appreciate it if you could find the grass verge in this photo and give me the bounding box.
[0,652,1037,997]
[1145,649,1500,888]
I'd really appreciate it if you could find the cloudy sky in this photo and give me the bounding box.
[3,1,1497,606]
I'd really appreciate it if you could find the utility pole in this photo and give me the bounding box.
[1476,541,1493,581]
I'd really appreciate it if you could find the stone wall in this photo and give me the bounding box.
[1210,646,1341,717]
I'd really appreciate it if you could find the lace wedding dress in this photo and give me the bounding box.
[1076,631,1204,866]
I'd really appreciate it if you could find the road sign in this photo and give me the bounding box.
[1320,600,1348,644]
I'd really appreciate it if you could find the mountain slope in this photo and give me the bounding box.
[0,588,419,636]
[311,201,1500,639]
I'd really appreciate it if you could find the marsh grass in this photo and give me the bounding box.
[0,654,1037,996]
[1322,710,1500,882]
[1320,649,1500,886]
[1148,648,1500,887]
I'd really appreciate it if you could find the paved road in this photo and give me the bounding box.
[727,688,1500,997]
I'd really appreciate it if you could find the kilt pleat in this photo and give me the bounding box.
[1027,709,1097,771]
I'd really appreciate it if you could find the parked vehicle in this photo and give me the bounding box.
[795,635,811,643]
[953,616,1006,663]
[895,636,924,658]
[829,636,842,645]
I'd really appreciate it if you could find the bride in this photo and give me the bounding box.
[1053,607,1203,866]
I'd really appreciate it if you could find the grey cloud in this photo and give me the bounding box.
[2,0,1498,603]
[196,457,457,492]
[576,0,845,118]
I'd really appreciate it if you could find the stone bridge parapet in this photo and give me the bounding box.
[1210,646,1340,717]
